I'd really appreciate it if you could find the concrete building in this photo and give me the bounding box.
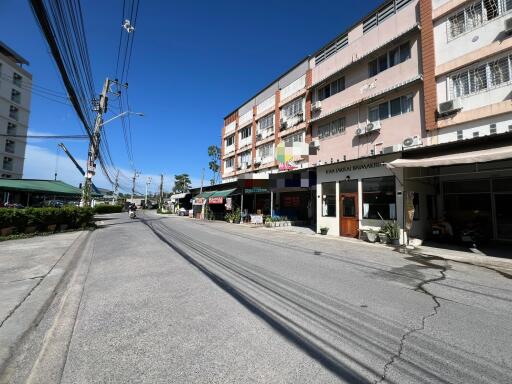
[0,41,31,179]
[219,0,512,243]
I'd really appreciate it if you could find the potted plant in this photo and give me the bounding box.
[225,212,234,223]
[383,221,400,246]
[320,226,329,235]
[365,229,378,243]
[378,231,389,244]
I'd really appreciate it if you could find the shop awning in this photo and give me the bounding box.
[386,145,512,169]
[209,188,237,198]
[194,191,216,199]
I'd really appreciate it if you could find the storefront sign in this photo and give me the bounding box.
[250,214,263,224]
[208,196,224,204]
[193,197,205,205]
[324,161,383,175]
[225,197,232,210]
[245,187,268,193]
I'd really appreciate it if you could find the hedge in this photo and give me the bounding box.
[93,205,123,214]
[0,207,94,234]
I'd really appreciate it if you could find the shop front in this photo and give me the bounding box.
[387,137,512,243]
[270,169,316,224]
[317,154,404,239]
[238,178,271,221]
[206,189,238,220]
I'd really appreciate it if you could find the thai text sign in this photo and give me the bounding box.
[208,196,224,204]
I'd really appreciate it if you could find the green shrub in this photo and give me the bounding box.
[0,207,94,233]
[93,205,123,214]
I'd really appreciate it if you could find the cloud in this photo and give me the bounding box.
[22,144,179,195]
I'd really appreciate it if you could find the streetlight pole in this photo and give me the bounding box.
[145,176,152,208]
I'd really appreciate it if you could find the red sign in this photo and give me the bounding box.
[208,196,224,204]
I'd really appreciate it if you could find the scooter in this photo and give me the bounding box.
[129,210,137,219]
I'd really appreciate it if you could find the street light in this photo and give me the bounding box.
[99,111,144,127]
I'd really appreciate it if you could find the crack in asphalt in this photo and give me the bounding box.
[375,260,448,384]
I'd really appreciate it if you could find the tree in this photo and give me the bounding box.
[208,145,221,185]
[173,174,191,193]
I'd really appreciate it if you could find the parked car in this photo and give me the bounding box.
[3,203,24,209]
[42,200,65,208]
[178,208,189,216]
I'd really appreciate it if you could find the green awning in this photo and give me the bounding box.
[0,179,88,196]
[209,188,237,198]
[194,191,216,199]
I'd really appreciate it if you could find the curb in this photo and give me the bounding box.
[0,230,92,376]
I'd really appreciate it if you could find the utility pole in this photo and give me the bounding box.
[131,170,139,202]
[200,168,205,194]
[159,174,164,210]
[113,170,119,205]
[81,78,110,207]
[145,176,152,208]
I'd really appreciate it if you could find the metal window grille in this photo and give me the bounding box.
[363,0,413,35]
[315,34,348,65]
[259,113,274,131]
[12,73,22,87]
[282,99,303,119]
[448,0,504,40]
[457,130,463,140]
[258,143,273,159]
[11,89,21,104]
[5,140,15,154]
[7,123,16,135]
[490,124,497,134]
[2,157,13,171]
[9,106,18,120]
[378,1,395,24]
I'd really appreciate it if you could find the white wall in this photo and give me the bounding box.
[435,112,512,143]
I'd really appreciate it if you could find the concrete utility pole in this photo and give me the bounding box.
[131,170,139,202]
[200,168,204,194]
[81,78,110,207]
[159,174,164,210]
[145,176,152,208]
[113,170,119,205]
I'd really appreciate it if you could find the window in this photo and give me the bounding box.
[451,54,512,98]
[283,132,304,145]
[363,176,396,220]
[318,77,345,101]
[238,150,251,165]
[315,34,348,65]
[12,73,22,87]
[368,42,411,76]
[3,157,13,171]
[11,89,21,104]
[448,0,506,39]
[1,174,12,179]
[457,130,463,140]
[368,94,413,122]
[225,135,235,147]
[5,140,15,154]
[240,125,251,140]
[225,157,234,169]
[258,113,274,131]
[322,182,336,217]
[9,106,19,120]
[281,98,303,120]
[257,143,274,159]
[318,117,346,139]
[7,123,16,135]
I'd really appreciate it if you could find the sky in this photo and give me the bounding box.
[0,0,381,194]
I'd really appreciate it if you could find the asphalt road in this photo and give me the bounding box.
[7,212,512,383]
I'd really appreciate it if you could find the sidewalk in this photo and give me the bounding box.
[0,231,90,374]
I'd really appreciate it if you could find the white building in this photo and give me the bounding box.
[0,41,32,179]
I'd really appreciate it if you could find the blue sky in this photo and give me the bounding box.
[1,0,381,193]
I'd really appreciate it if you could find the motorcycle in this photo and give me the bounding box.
[129,210,137,219]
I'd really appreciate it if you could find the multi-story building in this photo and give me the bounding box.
[0,41,31,179]
[219,0,512,243]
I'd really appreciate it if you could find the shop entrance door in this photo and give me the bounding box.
[340,193,358,237]
[495,194,512,240]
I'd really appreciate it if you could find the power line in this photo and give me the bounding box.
[0,133,88,139]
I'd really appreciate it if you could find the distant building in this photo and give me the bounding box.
[0,41,32,179]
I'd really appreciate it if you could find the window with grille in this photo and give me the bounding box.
[315,34,348,65]
[3,157,13,171]
[283,132,305,145]
[11,89,21,104]
[318,117,346,140]
[7,123,16,135]
[281,98,303,120]
[450,54,512,98]
[239,125,251,140]
[225,135,235,147]
[5,140,15,154]
[12,73,22,87]
[225,157,234,169]
[368,94,413,122]
[317,77,345,101]
[258,113,274,132]
[9,106,19,120]
[448,0,507,40]
[238,151,251,165]
[368,42,411,77]
[257,143,274,160]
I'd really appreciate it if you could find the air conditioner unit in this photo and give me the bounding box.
[280,120,288,130]
[366,121,381,133]
[505,17,512,34]
[254,157,261,164]
[438,99,462,115]
[355,127,366,136]
[312,139,320,148]
[382,144,402,154]
[311,101,322,111]
[402,135,422,149]
[256,133,262,140]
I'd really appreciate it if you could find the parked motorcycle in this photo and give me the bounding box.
[129,210,137,219]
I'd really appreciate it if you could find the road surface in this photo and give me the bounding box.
[4,212,512,383]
